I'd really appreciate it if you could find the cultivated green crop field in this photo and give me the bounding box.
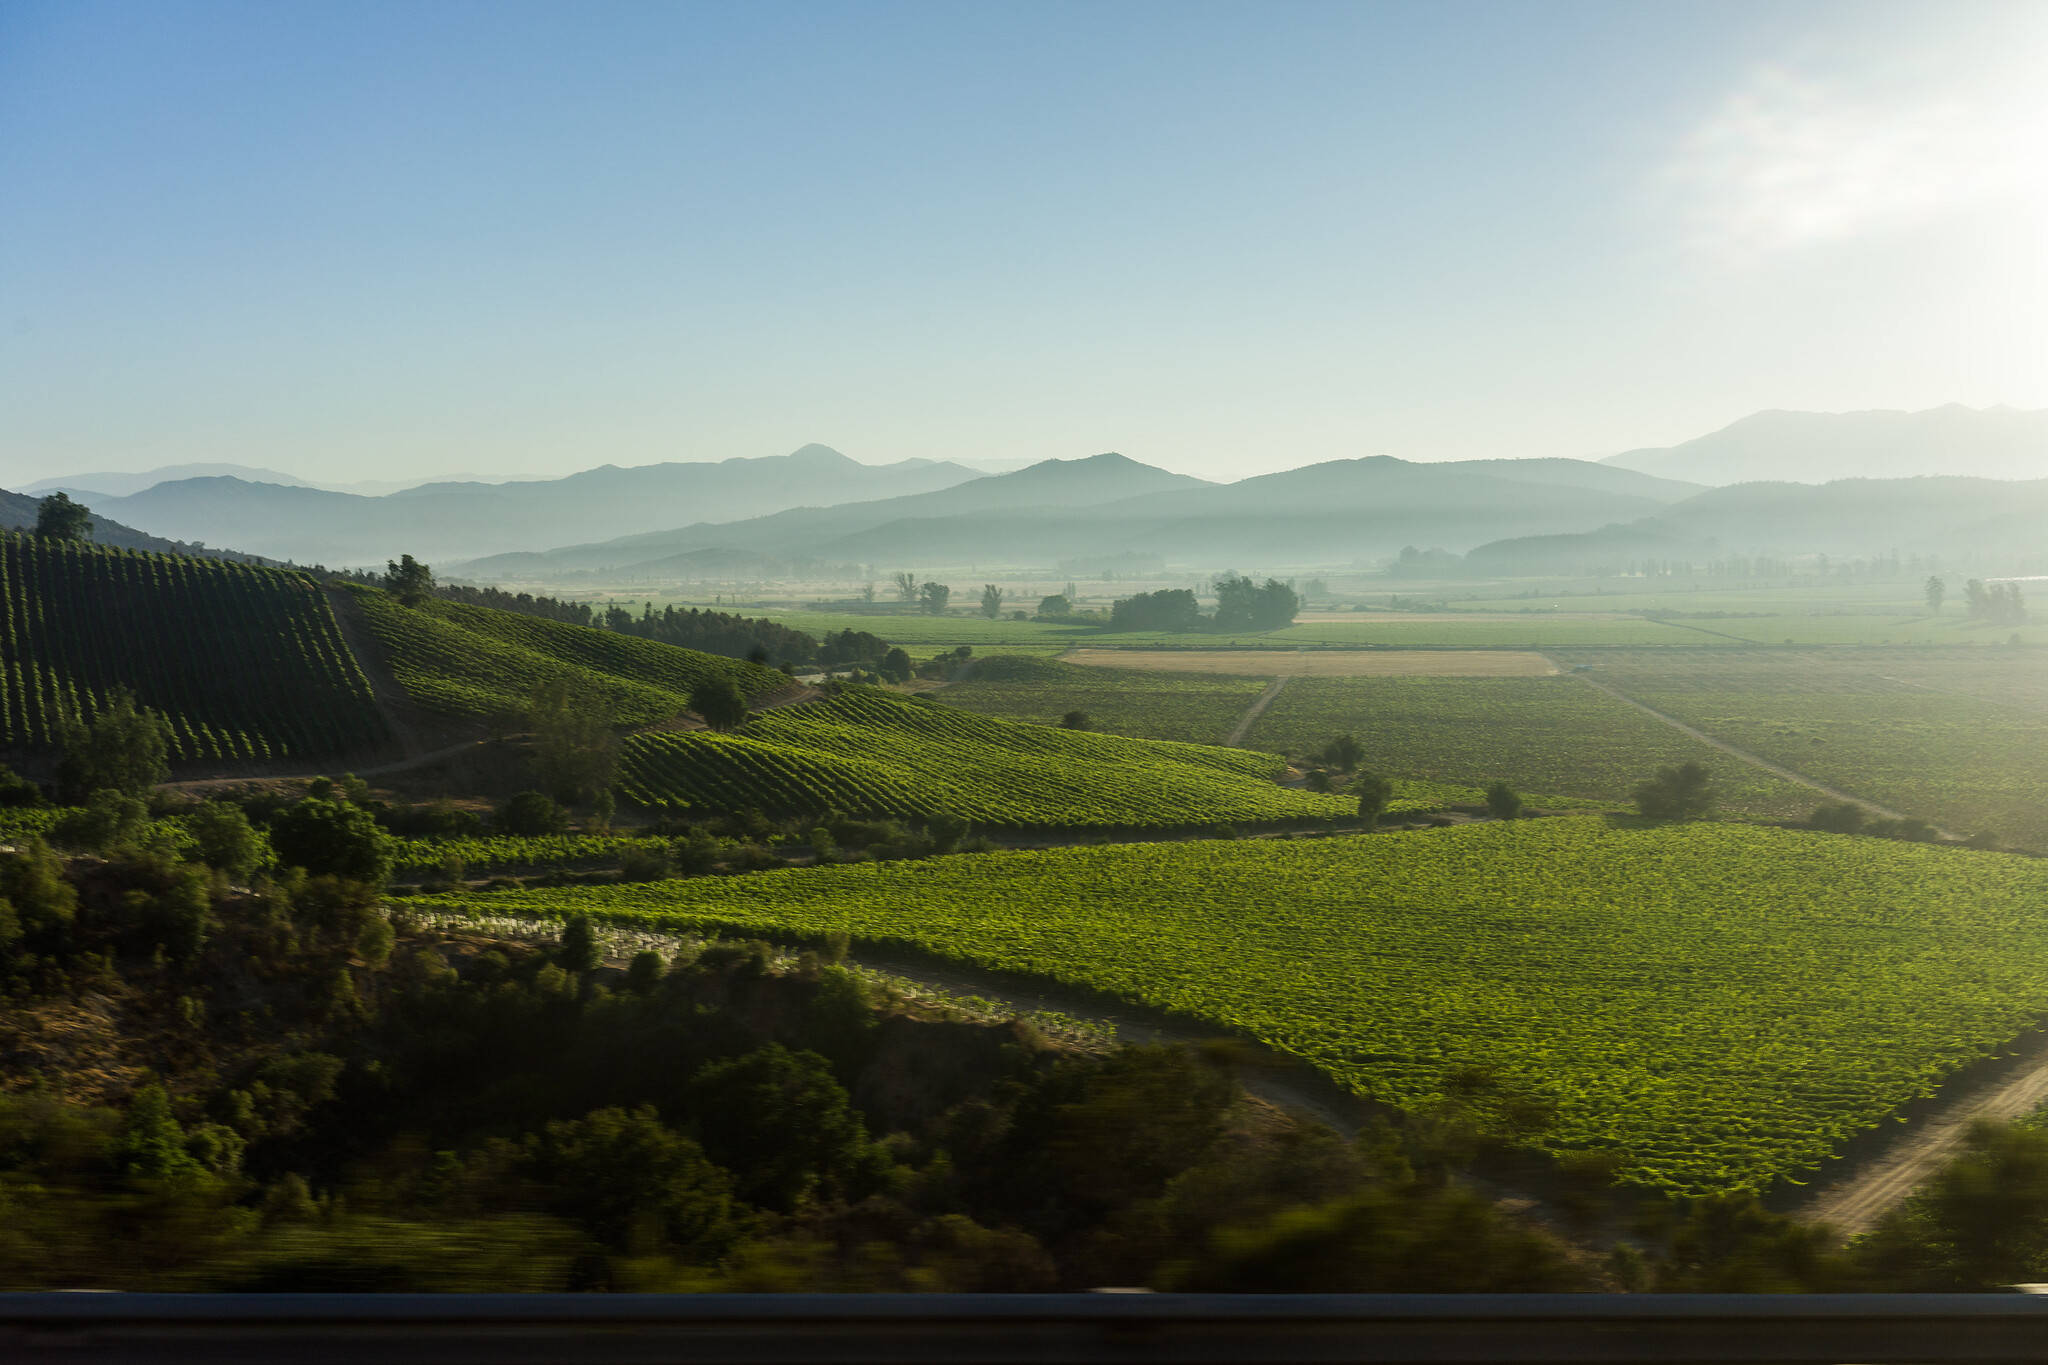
[1243,675,1817,819]
[618,686,1361,829]
[942,655,1269,745]
[410,819,2048,1197]
[1567,648,2048,849]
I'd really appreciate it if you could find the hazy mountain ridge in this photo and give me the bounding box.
[74,445,983,565]
[458,453,1689,576]
[0,488,269,562]
[1603,405,2048,485]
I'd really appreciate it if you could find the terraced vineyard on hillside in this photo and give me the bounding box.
[411,819,2048,1197]
[0,533,386,763]
[618,685,1358,827]
[347,585,786,725]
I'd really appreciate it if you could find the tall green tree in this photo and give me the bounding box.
[55,688,170,801]
[34,492,92,542]
[979,584,1004,619]
[1353,772,1394,829]
[526,680,616,803]
[383,554,435,606]
[919,582,952,616]
[688,677,749,731]
[1633,762,1714,820]
[1925,575,1946,614]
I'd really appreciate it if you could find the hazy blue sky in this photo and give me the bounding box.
[3,0,2044,485]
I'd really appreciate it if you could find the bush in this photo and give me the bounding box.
[618,845,671,882]
[188,801,265,880]
[1060,710,1089,731]
[1321,735,1364,772]
[498,791,568,837]
[51,789,150,852]
[1353,772,1394,829]
[1808,802,1865,835]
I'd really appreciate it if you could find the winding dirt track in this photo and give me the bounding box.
[1224,676,1289,747]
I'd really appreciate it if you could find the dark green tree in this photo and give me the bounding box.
[188,800,265,880]
[269,797,394,885]
[1036,594,1072,619]
[383,554,435,607]
[685,1044,882,1212]
[1484,782,1522,821]
[1925,575,1946,615]
[526,680,615,803]
[688,677,749,731]
[1321,734,1364,772]
[1633,762,1714,820]
[1354,772,1395,829]
[55,688,171,801]
[34,492,92,542]
[878,648,912,684]
[919,581,952,616]
[979,584,1004,619]
[558,914,601,973]
[499,790,568,836]
[1061,710,1089,730]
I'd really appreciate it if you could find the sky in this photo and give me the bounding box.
[2,0,2045,486]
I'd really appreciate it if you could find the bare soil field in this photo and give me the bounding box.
[1060,648,1559,677]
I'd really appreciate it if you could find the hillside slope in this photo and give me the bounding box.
[345,585,788,725]
[0,534,387,765]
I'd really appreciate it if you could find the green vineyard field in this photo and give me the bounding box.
[1245,674,1817,818]
[0,533,386,764]
[617,685,1357,827]
[347,585,787,725]
[411,818,2048,1197]
[940,654,1269,744]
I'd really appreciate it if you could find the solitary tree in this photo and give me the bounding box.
[1925,576,1947,615]
[1633,762,1714,820]
[879,647,912,683]
[34,492,92,542]
[1354,772,1394,829]
[1321,734,1365,772]
[1036,593,1072,619]
[919,581,951,616]
[979,584,1004,619]
[892,571,919,604]
[384,554,435,606]
[270,796,394,885]
[689,676,749,731]
[1484,782,1523,821]
[1061,710,1090,730]
[558,914,602,974]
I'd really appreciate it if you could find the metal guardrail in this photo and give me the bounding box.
[9,1293,2048,1363]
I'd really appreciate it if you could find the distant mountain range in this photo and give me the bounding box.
[0,489,267,562]
[454,452,1699,578]
[1602,405,2048,485]
[62,445,982,565]
[24,463,515,499]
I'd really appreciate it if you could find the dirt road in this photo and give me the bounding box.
[1799,1027,2048,1237]
[1567,669,1945,832]
[1225,676,1289,747]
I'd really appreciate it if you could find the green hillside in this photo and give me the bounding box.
[414,819,2048,1197]
[617,685,1356,828]
[0,533,386,763]
[345,584,787,724]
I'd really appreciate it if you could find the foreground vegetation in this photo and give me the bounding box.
[413,819,2048,1198]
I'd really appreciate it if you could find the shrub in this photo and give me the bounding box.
[498,791,568,837]
[1633,763,1714,821]
[270,798,395,885]
[1484,782,1522,822]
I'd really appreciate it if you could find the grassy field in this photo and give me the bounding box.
[616,685,1362,829]
[1060,648,1557,677]
[1567,648,2048,849]
[1242,674,1816,818]
[409,818,2048,1198]
[942,655,1269,745]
